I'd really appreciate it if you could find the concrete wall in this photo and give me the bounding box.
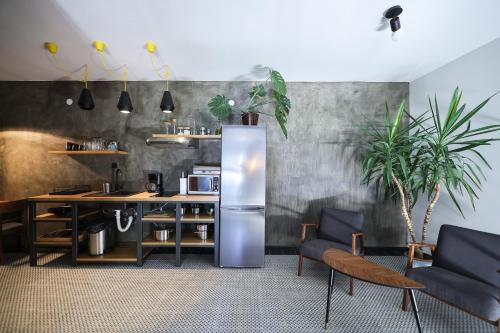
[410,37,500,242]
[0,81,409,246]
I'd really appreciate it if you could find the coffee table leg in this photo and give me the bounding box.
[324,268,336,329]
[408,289,423,333]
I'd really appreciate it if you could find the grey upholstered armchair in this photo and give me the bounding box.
[298,208,364,295]
[404,224,500,332]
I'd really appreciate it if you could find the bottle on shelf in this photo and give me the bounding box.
[179,171,187,195]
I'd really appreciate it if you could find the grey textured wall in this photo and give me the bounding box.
[0,81,408,246]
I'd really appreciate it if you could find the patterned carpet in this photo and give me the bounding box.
[0,253,495,333]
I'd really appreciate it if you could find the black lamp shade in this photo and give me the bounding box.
[78,88,95,110]
[117,91,133,113]
[390,17,401,32]
[160,90,175,113]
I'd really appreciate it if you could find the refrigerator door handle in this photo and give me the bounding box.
[221,206,265,212]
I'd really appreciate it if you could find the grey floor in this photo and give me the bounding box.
[0,253,495,333]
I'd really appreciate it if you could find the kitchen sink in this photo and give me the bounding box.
[83,190,141,197]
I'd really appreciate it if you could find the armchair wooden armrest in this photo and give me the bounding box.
[406,242,437,269]
[300,223,319,243]
[351,233,365,256]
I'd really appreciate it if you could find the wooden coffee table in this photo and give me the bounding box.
[322,248,425,332]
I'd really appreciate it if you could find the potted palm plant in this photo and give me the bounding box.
[207,67,291,138]
[361,88,500,255]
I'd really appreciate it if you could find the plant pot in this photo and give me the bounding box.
[242,113,259,125]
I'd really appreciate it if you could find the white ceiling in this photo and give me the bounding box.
[1,0,500,82]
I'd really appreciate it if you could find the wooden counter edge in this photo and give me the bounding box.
[28,192,220,203]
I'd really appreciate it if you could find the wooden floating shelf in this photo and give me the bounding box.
[142,213,215,223]
[34,210,100,222]
[48,150,128,155]
[151,134,221,140]
[142,234,176,247]
[76,242,152,263]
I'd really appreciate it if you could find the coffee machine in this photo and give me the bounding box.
[145,173,163,194]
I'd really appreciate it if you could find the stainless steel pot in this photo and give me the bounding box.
[154,229,173,241]
[194,224,208,240]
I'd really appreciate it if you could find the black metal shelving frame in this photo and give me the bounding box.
[29,199,220,267]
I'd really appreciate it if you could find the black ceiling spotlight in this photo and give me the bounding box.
[117,65,133,114]
[385,5,403,32]
[160,90,175,113]
[78,65,95,110]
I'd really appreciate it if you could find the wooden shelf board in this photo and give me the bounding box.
[35,231,85,246]
[34,213,70,222]
[182,213,215,223]
[181,233,214,247]
[142,234,176,247]
[76,243,151,263]
[142,213,214,223]
[48,150,128,155]
[34,241,72,247]
[151,134,221,140]
[142,213,176,222]
[34,210,99,222]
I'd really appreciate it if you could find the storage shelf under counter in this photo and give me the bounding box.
[28,192,220,268]
[76,243,153,264]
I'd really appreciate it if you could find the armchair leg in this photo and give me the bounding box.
[402,289,409,311]
[297,254,303,276]
[497,320,499,333]
[349,278,354,296]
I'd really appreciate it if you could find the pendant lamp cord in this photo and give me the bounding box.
[165,65,169,91]
[84,64,88,88]
[123,64,127,91]
[51,53,84,82]
[149,52,169,91]
[97,51,123,81]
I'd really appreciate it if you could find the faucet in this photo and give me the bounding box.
[111,162,123,192]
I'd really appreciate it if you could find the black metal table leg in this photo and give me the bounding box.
[324,268,336,329]
[408,289,423,333]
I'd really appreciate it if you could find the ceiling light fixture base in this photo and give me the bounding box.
[146,41,156,54]
[93,40,106,53]
[44,42,58,54]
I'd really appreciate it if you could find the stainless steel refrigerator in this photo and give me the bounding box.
[219,125,266,267]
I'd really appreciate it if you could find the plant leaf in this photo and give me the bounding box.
[270,69,287,96]
[208,95,232,120]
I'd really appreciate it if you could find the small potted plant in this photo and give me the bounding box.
[208,67,291,138]
[153,223,173,241]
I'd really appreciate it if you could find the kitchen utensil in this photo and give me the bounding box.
[191,205,200,215]
[107,141,118,150]
[145,173,162,193]
[194,224,208,240]
[154,228,173,241]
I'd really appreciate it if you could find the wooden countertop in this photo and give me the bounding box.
[29,191,220,203]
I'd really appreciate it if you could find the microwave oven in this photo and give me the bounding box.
[188,174,220,195]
